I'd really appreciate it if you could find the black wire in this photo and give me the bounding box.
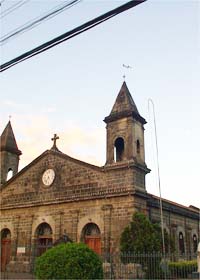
[0,0,82,44]
[1,1,22,15]
[0,0,147,73]
[0,0,6,6]
[0,0,29,19]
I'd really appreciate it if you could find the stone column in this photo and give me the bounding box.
[70,210,80,242]
[58,211,64,237]
[102,204,113,256]
[126,118,134,160]
[171,224,178,255]
[27,215,34,260]
[13,215,20,259]
[186,227,192,255]
[53,211,64,241]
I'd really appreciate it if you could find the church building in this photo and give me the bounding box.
[0,82,199,273]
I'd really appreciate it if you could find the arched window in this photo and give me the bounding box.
[179,232,185,254]
[136,140,140,155]
[6,169,13,181]
[36,223,52,237]
[1,228,11,272]
[36,223,53,256]
[1,228,11,240]
[114,137,125,162]
[193,234,198,253]
[83,223,100,237]
[82,223,101,254]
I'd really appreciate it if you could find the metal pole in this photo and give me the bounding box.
[148,99,166,258]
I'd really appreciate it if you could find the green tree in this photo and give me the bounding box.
[34,243,103,280]
[120,212,162,254]
[120,212,174,279]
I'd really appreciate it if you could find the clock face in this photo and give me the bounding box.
[42,169,55,186]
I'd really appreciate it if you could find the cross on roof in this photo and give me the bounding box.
[51,134,59,149]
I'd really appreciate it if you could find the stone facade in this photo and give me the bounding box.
[0,82,199,273]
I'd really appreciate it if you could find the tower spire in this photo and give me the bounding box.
[0,121,22,184]
[0,121,21,155]
[104,81,148,171]
[104,81,146,125]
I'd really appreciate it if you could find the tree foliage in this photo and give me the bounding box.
[120,212,174,254]
[34,243,103,280]
[120,212,162,253]
[120,212,176,279]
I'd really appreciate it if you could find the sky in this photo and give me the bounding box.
[0,0,200,208]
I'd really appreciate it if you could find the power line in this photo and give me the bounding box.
[0,0,6,6]
[0,0,82,45]
[0,0,147,72]
[0,0,29,19]
[1,0,22,14]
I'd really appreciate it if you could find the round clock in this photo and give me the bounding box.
[42,169,55,186]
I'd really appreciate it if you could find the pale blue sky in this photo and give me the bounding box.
[1,0,200,207]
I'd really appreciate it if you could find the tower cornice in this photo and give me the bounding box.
[104,110,146,125]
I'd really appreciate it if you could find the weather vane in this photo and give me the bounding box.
[122,64,132,80]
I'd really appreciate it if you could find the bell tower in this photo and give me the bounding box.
[104,82,147,168]
[0,121,22,185]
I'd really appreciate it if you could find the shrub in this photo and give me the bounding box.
[168,260,197,279]
[34,242,103,279]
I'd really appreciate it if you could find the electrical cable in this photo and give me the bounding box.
[0,0,147,72]
[0,0,29,19]
[1,1,22,14]
[0,0,82,45]
[0,0,6,6]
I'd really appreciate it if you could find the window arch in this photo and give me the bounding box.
[114,137,125,162]
[36,222,52,237]
[1,228,11,272]
[1,228,11,240]
[6,168,13,181]
[82,223,101,237]
[179,232,185,254]
[192,234,198,253]
[35,223,53,257]
[82,223,101,254]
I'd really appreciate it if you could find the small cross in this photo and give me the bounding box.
[9,115,12,120]
[51,134,59,147]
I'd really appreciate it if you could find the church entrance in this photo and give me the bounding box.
[1,228,11,272]
[35,223,53,257]
[82,223,101,255]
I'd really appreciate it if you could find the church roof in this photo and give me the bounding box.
[1,149,102,189]
[0,121,22,155]
[104,81,146,124]
[111,81,139,114]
